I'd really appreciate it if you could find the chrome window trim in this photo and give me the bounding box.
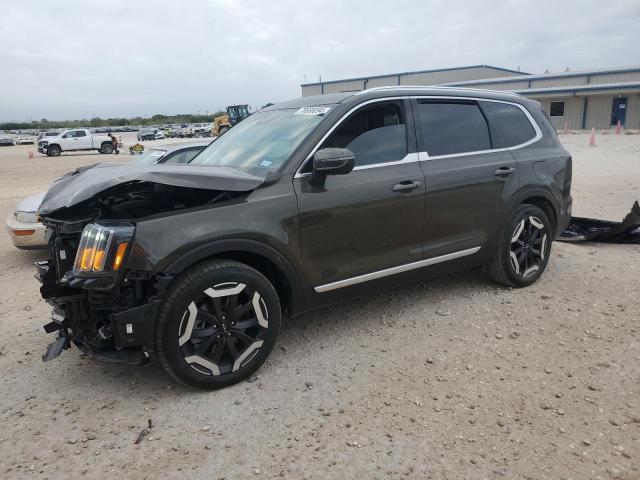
[294,95,543,177]
[413,96,543,160]
[314,246,481,293]
[294,96,411,178]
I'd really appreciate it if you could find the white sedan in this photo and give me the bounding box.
[5,192,46,249]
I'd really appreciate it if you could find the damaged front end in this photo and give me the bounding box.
[37,211,173,365]
[36,163,262,365]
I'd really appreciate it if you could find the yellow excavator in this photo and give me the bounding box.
[211,105,250,136]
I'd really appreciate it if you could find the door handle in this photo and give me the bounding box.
[392,180,421,192]
[494,166,515,177]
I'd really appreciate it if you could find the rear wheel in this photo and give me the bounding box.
[218,126,229,135]
[100,142,113,154]
[155,260,281,389]
[46,144,61,157]
[486,204,552,288]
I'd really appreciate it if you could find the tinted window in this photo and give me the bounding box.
[481,101,536,148]
[76,130,86,137]
[318,101,406,167]
[417,101,490,156]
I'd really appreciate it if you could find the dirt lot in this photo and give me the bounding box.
[0,132,639,480]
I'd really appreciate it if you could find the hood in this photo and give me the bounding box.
[38,163,264,216]
[16,192,46,213]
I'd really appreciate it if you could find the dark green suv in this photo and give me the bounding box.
[36,86,572,389]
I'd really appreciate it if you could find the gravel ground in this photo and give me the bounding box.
[0,132,639,480]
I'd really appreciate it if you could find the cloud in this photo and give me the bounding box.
[1,0,639,121]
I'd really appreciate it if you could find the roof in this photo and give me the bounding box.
[444,65,640,87]
[263,92,353,110]
[269,86,533,111]
[301,64,529,87]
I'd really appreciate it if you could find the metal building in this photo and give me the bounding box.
[301,65,640,130]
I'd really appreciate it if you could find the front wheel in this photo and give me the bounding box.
[46,144,61,157]
[155,260,281,389]
[486,204,553,288]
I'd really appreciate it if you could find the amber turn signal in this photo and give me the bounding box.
[113,242,129,270]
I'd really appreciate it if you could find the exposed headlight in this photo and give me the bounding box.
[15,211,38,224]
[74,223,134,273]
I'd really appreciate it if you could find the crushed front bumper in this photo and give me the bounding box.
[35,260,161,365]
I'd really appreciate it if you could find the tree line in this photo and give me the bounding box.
[0,112,226,131]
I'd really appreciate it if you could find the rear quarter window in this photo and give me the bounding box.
[481,101,537,148]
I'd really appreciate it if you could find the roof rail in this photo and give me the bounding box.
[355,85,524,98]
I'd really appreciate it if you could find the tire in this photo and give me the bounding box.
[100,142,113,154]
[46,144,61,157]
[155,259,281,389]
[485,204,553,288]
[218,126,229,135]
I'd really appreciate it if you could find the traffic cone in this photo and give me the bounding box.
[615,120,622,135]
[563,119,569,135]
[589,128,596,146]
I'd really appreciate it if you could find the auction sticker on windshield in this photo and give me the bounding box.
[294,106,331,116]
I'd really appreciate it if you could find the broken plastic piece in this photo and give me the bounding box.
[559,201,640,244]
[42,334,70,362]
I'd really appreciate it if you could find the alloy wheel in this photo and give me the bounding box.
[509,215,548,278]
[177,282,269,376]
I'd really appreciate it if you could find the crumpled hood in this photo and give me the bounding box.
[38,163,264,216]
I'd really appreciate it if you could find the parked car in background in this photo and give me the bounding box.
[184,123,212,137]
[130,140,209,165]
[6,141,210,250]
[0,134,16,146]
[5,193,46,249]
[137,128,166,141]
[37,129,114,156]
[16,135,36,144]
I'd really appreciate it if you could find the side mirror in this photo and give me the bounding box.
[309,148,355,186]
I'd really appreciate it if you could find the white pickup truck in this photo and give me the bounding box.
[37,129,114,156]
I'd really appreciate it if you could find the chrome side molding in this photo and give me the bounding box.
[314,246,481,293]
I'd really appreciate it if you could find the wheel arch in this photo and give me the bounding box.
[518,191,559,235]
[164,239,305,316]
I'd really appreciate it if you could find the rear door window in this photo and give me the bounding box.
[416,101,490,156]
[480,101,536,148]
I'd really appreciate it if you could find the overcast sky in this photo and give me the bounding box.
[2,0,639,122]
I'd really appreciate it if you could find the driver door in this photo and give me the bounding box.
[294,99,426,292]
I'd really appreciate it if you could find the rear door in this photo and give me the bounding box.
[74,130,92,149]
[413,98,522,259]
[294,99,426,292]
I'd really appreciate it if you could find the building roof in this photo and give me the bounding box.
[300,64,528,87]
[511,81,640,96]
[444,65,640,87]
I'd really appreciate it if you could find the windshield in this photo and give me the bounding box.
[189,107,331,176]
[131,149,166,165]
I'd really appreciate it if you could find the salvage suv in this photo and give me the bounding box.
[36,87,572,389]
